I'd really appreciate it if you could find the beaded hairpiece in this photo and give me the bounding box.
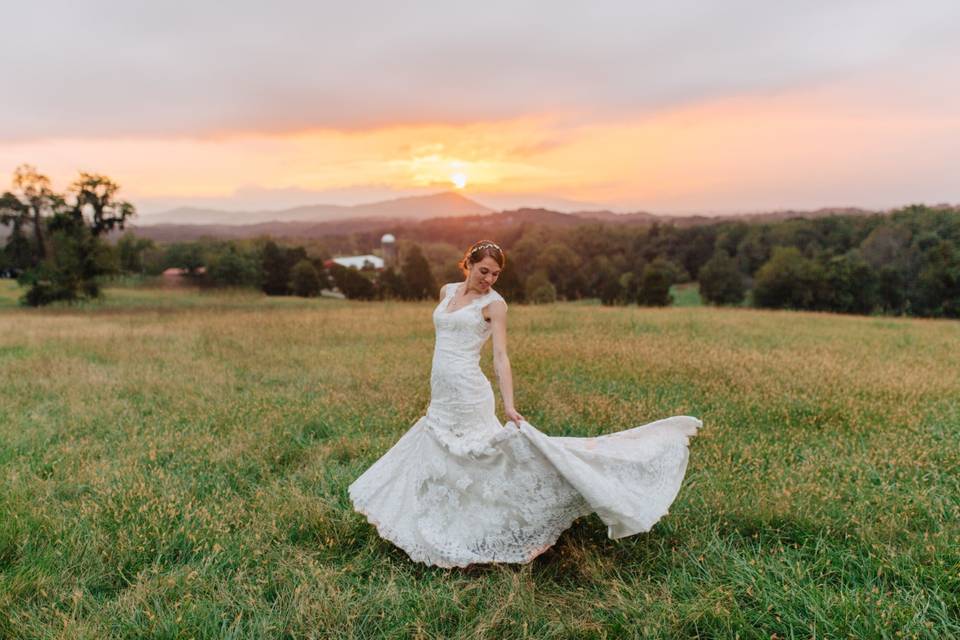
[470,241,501,255]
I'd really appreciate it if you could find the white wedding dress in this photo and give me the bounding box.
[348,282,702,568]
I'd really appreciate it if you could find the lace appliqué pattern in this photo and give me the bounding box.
[348,281,701,567]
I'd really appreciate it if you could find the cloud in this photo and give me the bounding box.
[2,1,958,140]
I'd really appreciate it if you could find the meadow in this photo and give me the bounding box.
[0,279,957,639]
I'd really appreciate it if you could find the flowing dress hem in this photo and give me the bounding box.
[348,485,591,568]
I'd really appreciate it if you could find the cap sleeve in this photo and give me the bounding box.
[483,289,507,310]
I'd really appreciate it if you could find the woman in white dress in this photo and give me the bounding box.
[348,240,702,568]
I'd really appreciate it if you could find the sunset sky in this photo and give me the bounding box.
[2,1,959,218]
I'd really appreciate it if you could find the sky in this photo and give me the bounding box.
[2,1,959,218]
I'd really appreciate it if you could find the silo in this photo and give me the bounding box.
[381,233,397,267]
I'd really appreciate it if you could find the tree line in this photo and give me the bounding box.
[3,166,957,317]
[317,203,958,317]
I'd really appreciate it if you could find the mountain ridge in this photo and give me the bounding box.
[125,201,907,244]
[138,191,492,226]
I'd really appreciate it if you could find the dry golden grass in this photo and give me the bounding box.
[0,282,957,638]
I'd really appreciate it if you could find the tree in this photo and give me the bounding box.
[876,265,907,315]
[0,192,32,273]
[737,226,772,275]
[207,247,261,287]
[402,244,436,300]
[536,241,581,299]
[19,216,91,305]
[117,232,155,274]
[163,243,206,275]
[377,266,407,300]
[524,270,556,304]
[261,240,286,294]
[328,263,376,300]
[637,258,676,306]
[261,240,307,295]
[678,227,717,280]
[752,247,826,310]
[70,173,135,236]
[492,261,524,303]
[1,166,135,306]
[290,259,321,297]
[12,164,58,262]
[859,224,911,270]
[819,251,878,314]
[599,271,626,305]
[698,251,745,305]
[913,241,960,318]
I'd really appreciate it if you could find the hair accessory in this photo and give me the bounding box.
[471,241,501,255]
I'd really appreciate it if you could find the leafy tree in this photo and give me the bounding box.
[698,251,745,305]
[12,164,58,262]
[402,244,436,300]
[737,226,773,275]
[819,251,878,314]
[0,192,32,273]
[637,258,675,306]
[290,259,321,297]
[117,232,155,274]
[328,263,376,300]
[19,204,123,305]
[260,240,288,294]
[678,226,717,280]
[260,241,308,295]
[207,247,261,287]
[163,243,206,274]
[70,173,135,236]
[377,266,407,300]
[492,261,524,303]
[0,166,134,305]
[913,241,960,318]
[524,270,556,304]
[599,271,626,305]
[714,222,750,257]
[536,241,581,299]
[876,265,907,315]
[752,247,826,310]
[860,225,911,269]
[19,216,91,305]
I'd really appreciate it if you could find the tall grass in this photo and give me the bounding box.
[0,283,956,638]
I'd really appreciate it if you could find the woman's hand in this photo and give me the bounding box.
[505,407,525,426]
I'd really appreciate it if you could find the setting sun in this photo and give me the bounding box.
[450,172,468,189]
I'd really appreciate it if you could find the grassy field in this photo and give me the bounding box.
[0,280,957,638]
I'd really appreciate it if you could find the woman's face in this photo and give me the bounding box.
[469,256,501,292]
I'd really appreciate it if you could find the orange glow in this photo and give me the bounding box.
[2,84,958,213]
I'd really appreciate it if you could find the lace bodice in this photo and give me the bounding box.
[426,282,508,457]
[432,282,506,361]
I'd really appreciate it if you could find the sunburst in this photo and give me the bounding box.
[450,172,468,189]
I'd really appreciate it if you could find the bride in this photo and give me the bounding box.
[348,240,701,568]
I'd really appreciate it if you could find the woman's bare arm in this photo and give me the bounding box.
[488,300,524,425]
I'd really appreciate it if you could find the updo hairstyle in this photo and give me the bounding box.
[458,240,505,276]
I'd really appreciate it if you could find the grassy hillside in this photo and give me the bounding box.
[0,284,956,638]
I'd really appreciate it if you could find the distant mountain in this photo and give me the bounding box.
[131,217,403,243]
[125,191,928,243]
[138,191,492,226]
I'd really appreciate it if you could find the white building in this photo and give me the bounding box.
[329,254,384,270]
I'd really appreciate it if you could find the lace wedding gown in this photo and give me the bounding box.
[348,282,701,568]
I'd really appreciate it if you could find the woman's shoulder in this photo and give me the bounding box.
[439,282,463,298]
[483,288,507,307]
